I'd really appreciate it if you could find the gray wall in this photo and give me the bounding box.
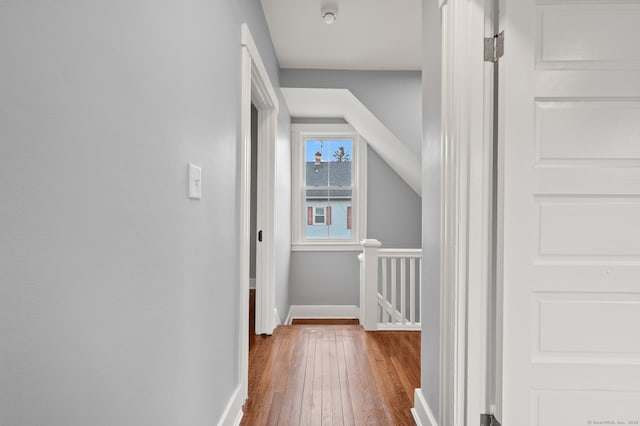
[289,251,361,305]
[422,0,443,418]
[281,69,423,157]
[0,1,290,425]
[289,146,422,306]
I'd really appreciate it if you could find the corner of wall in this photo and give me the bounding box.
[411,388,438,426]
[216,385,244,426]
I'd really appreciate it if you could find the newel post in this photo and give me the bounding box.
[360,239,381,331]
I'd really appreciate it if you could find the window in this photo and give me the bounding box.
[292,124,367,251]
[310,206,329,225]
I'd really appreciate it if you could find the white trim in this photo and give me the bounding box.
[241,23,278,337]
[291,243,363,252]
[439,0,494,425]
[376,323,421,331]
[216,385,244,426]
[284,305,360,325]
[282,88,420,195]
[249,278,256,289]
[411,388,438,426]
[240,25,278,113]
[291,123,367,249]
[274,307,282,326]
[238,22,278,407]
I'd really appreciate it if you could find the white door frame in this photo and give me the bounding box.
[438,0,497,424]
[238,23,278,401]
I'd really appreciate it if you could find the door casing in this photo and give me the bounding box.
[438,0,501,424]
[239,22,278,402]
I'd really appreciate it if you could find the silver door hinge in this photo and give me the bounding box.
[481,413,502,426]
[484,31,504,63]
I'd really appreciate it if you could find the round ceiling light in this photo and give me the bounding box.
[321,9,337,24]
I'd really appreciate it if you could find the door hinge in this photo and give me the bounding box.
[481,413,501,426]
[484,31,504,63]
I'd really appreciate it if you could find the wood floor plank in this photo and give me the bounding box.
[335,329,355,425]
[327,331,344,425]
[277,328,307,425]
[320,330,334,425]
[310,330,323,425]
[299,329,317,426]
[340,328,367,425]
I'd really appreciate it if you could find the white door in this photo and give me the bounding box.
[500,0,640,424]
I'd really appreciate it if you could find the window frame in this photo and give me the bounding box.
[291,123,367,251]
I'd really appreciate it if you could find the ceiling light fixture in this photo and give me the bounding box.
[321,9,337,25]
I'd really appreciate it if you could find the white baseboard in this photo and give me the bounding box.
[285,305,360,325]
[249,278,256,289]
[412,388,438,426]
[274,307,282,326]
[216,385,244,426]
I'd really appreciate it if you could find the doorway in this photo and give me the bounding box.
[238,22,279,403]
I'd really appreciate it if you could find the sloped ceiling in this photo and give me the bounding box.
[282,88,421,195]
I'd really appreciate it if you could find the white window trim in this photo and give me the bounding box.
[291,123,367,252]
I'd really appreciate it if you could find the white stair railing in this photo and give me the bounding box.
[359,239,422,331]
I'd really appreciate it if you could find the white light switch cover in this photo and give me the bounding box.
[188,163,202,199]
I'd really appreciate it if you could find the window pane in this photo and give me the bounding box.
[305,139,353,187]
[327,140,352,186]
[306,138,328,186]
[305,189,353,240]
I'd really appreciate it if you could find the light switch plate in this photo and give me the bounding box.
[188,163,202,199]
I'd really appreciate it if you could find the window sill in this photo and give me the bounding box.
[291,243,363,252]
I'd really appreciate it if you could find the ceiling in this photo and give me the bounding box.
[260,0,422,71]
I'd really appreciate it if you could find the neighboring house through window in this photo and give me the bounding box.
[292,124,367,251]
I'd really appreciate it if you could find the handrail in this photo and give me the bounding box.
[379,249,422,258]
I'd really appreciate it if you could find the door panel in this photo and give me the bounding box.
[501,0,640,423]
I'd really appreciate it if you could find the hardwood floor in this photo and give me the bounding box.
[244,294,420,425]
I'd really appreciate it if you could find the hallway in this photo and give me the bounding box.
[242,315,420,425]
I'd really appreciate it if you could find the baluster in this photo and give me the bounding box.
[410,258,416,324]
[400,258,406,324]
[391,258,397,324]
[418,257,423,323]
[381,258,388,323]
